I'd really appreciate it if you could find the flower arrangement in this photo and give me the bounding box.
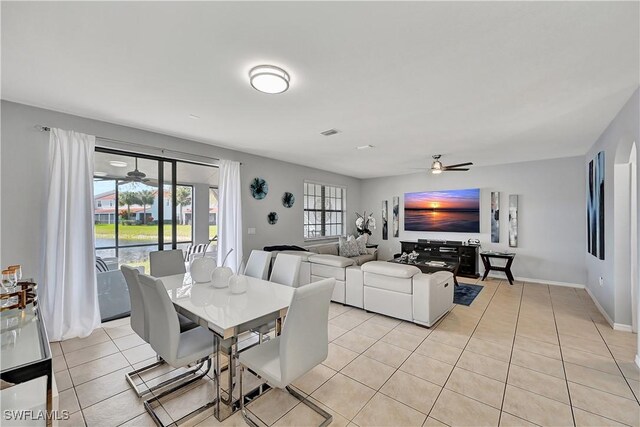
[355,211,376,235]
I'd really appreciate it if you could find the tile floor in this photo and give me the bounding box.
[52,277,640,427]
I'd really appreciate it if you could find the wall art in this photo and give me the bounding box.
[404,189,480,233]
[250,177,268,200]
[587,151,605,260]
[282,192,295,208]
[382,200,388,240]
[508,195,518,248]
[267,211,278,225]
[491,191,500,243]
[393,196,399,238]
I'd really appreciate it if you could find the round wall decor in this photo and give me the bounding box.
[250,177,268,200]
[267,212,279,225]
[282,192,295,208]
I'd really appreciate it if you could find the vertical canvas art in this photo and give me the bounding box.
[392,196,399,237]
[509,195,518,247]
[491,192,500,243]
[382,200,388,240]
[587,151,605,260]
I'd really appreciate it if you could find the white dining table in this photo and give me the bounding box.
[159,273,295,421]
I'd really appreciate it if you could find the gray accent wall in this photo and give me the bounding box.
[360,156,587,286]
[585,88,639,326]
[0,101,361,281]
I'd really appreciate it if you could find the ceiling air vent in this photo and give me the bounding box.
[320,129,339,136]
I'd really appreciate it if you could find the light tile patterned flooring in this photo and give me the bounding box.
[53,277,640,427]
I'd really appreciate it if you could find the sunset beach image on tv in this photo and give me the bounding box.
[404,188,480,233]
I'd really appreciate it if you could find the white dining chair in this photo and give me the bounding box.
[137,273,217,425]
[150,249,186,277]
[238,278,335,427]
[121,265,200,397]
[269,253,302,287]
[244,250,272,280]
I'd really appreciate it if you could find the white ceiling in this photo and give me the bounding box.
[2,2,638,179]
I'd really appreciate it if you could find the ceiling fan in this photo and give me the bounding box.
[123,158,150,183]
[429,155,473,174]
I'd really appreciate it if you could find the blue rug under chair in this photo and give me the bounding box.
[454,283,483,306]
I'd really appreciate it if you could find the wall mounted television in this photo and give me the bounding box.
[404,188,480,233]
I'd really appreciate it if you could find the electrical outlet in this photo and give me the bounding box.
[248,228,256,235]
[599,276,604,287]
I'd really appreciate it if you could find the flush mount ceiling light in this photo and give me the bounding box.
[249,65,290,94]
[109,160,128,168]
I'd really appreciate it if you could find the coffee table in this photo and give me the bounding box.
[388,258,460,286]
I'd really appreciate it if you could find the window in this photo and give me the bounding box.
[303,181,346,239]
[97,200,102,207]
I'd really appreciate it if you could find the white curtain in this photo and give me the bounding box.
[217,159,243,273]
[42,128,101,341]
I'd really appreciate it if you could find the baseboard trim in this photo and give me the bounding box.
[613,323,633,332]
[486,272,585,289]
[585,286,615,328]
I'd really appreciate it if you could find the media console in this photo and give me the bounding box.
[399,240,480,278]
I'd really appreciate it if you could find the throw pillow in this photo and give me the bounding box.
[345,235,361,257]
[338,236,350,257]
[356,234,368,255]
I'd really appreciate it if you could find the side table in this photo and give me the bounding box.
[480,252,516,285]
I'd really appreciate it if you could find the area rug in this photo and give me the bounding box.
[454,283,483,306]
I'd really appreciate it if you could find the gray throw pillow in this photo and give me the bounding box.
[338,236,350,257]
[356,234,368,255]
[345,236,361,257]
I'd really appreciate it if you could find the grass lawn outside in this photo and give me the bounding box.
[95,224,217,241]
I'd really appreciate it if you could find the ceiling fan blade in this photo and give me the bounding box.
[443,162,473,169]
[443,168,470,171]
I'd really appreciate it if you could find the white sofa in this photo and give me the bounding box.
[269,241,378,303]
[354,261,454,327]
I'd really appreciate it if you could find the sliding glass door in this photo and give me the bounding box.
[93,148,218,321]
[94,151,181,272]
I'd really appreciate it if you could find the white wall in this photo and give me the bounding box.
[0,101,361,281]
[585,89,639,326]
[360,156,586,285]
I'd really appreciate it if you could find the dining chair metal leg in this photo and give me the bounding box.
[143,358,213,427]
[126,358,208,397]
[285,385,333,427]
[238,364,332,427]
[125,358,165,397]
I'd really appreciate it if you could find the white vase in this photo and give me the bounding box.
[228,274,248,294]
[190,257,216,283]
[211,266,233,288]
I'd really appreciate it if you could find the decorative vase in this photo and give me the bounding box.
[211,266,233,288]
[190,257,216,283]
[228,274,248,294]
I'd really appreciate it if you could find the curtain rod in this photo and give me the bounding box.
[35,125,241,166]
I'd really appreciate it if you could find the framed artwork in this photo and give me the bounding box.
[491,192,500,243]
[393,196,399,237]
[587,151,605,260]
[382,200,388,240]
[509,195,518,248]
[404,188,480,233]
